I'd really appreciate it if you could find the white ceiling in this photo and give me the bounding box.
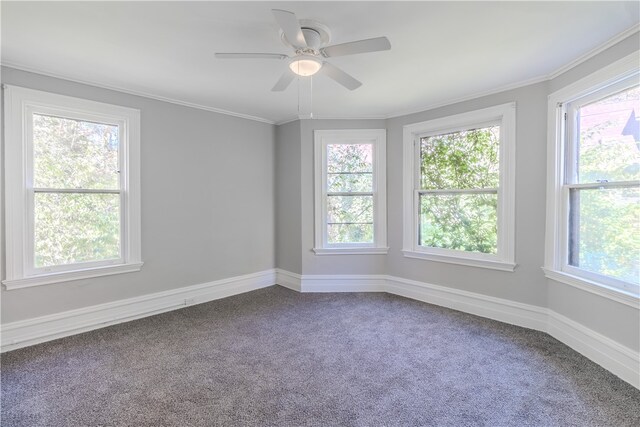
[2,1,639,124]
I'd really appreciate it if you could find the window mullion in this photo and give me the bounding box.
[418,188,498,195]
[564,181,640,190]
[33,188,122,194]
[327,191,374,197]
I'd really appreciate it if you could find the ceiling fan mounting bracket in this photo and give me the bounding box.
[280,19,331,49]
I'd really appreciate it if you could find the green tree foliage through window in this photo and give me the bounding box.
[569,85,640,285]
[419,126,500,253]
[32,114,121,267]
[326,144,374,244]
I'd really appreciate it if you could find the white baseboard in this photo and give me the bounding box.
[302,274,387,292]
[547,310,640,389]
[385,276,549,332]
[1,269,276,353]
[276,269,386,292]
[275,269,302,292]
[275,270,639,389]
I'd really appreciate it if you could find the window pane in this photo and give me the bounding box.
[328,173,372,193]
[327,195,374,244]
[33,114,120,189]
[328,224,373,244]
[577,85,640,184]
[420,126,499,190]
[568,186,639,285]
[34,193,121,267]
[419,193,497,254]
[327,195,373,224]
[327,144,372,173]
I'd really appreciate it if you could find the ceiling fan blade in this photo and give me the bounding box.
[321,37,391,58]
[215,53,288,60]
[272,72,295,91]
[272,9,307,48]
[320,62,362,90]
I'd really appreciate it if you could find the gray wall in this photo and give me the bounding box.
[1,66,276,323]
[275,120,302,274]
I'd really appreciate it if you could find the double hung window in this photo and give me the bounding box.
[3,86,142,289]
[314,129,387,254]
[403,104,516,271]
[546,56,639,297]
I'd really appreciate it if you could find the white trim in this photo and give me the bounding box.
[3,85,142,288]
[313,129,387,252]
[301,274,387,293]
[1,62,275,125]
[0,269,276,353]
[547,24,640,80]
[402,103,516,270]
[388,75,547,120]
[2,262,144,290]
[544,52,640,295]
[274,270,639,389]
[547,310,640,390]
[276,115,387,126]
[543,268,639,309]
[402,250,516,272]
[275,268,302,292]
[313,247,389,255]
[385,275,548,331]
[387,25,640,119]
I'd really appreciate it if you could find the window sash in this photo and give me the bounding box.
[414,122,501,191]
[560,182,639,289]
[414,188,500,258]
[323,146,376,248]
[314,129,387,252]
[560,76,639,290]
[402,102,516,270]
[413,126,503,255]
[564,77,638,186]
[24,105,127,276]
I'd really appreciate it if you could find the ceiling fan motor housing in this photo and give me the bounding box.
[301,28,322,50]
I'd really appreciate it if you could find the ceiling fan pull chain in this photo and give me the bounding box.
[297,76,313,119]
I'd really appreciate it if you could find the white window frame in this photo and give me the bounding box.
[313,129,388,255]
[3,85,143,290]
[544,51,640,302]
[402,103,516,271]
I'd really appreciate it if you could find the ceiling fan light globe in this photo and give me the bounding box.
[289,57,322,76]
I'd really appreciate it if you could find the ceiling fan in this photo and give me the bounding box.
[215,9,391,91]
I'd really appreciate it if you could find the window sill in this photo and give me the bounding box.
[402,250,516,272]
[542,268,639,308]
[2,262,144,290]
[313,247,389,255]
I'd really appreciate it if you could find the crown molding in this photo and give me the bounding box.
[385,74,548,120]
[276,114,387,125]
[547,23,640,80]
[0,61,276,125]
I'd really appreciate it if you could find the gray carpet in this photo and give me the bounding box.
[1,286,639,426]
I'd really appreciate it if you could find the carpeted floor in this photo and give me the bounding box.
[1,286,639,426]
